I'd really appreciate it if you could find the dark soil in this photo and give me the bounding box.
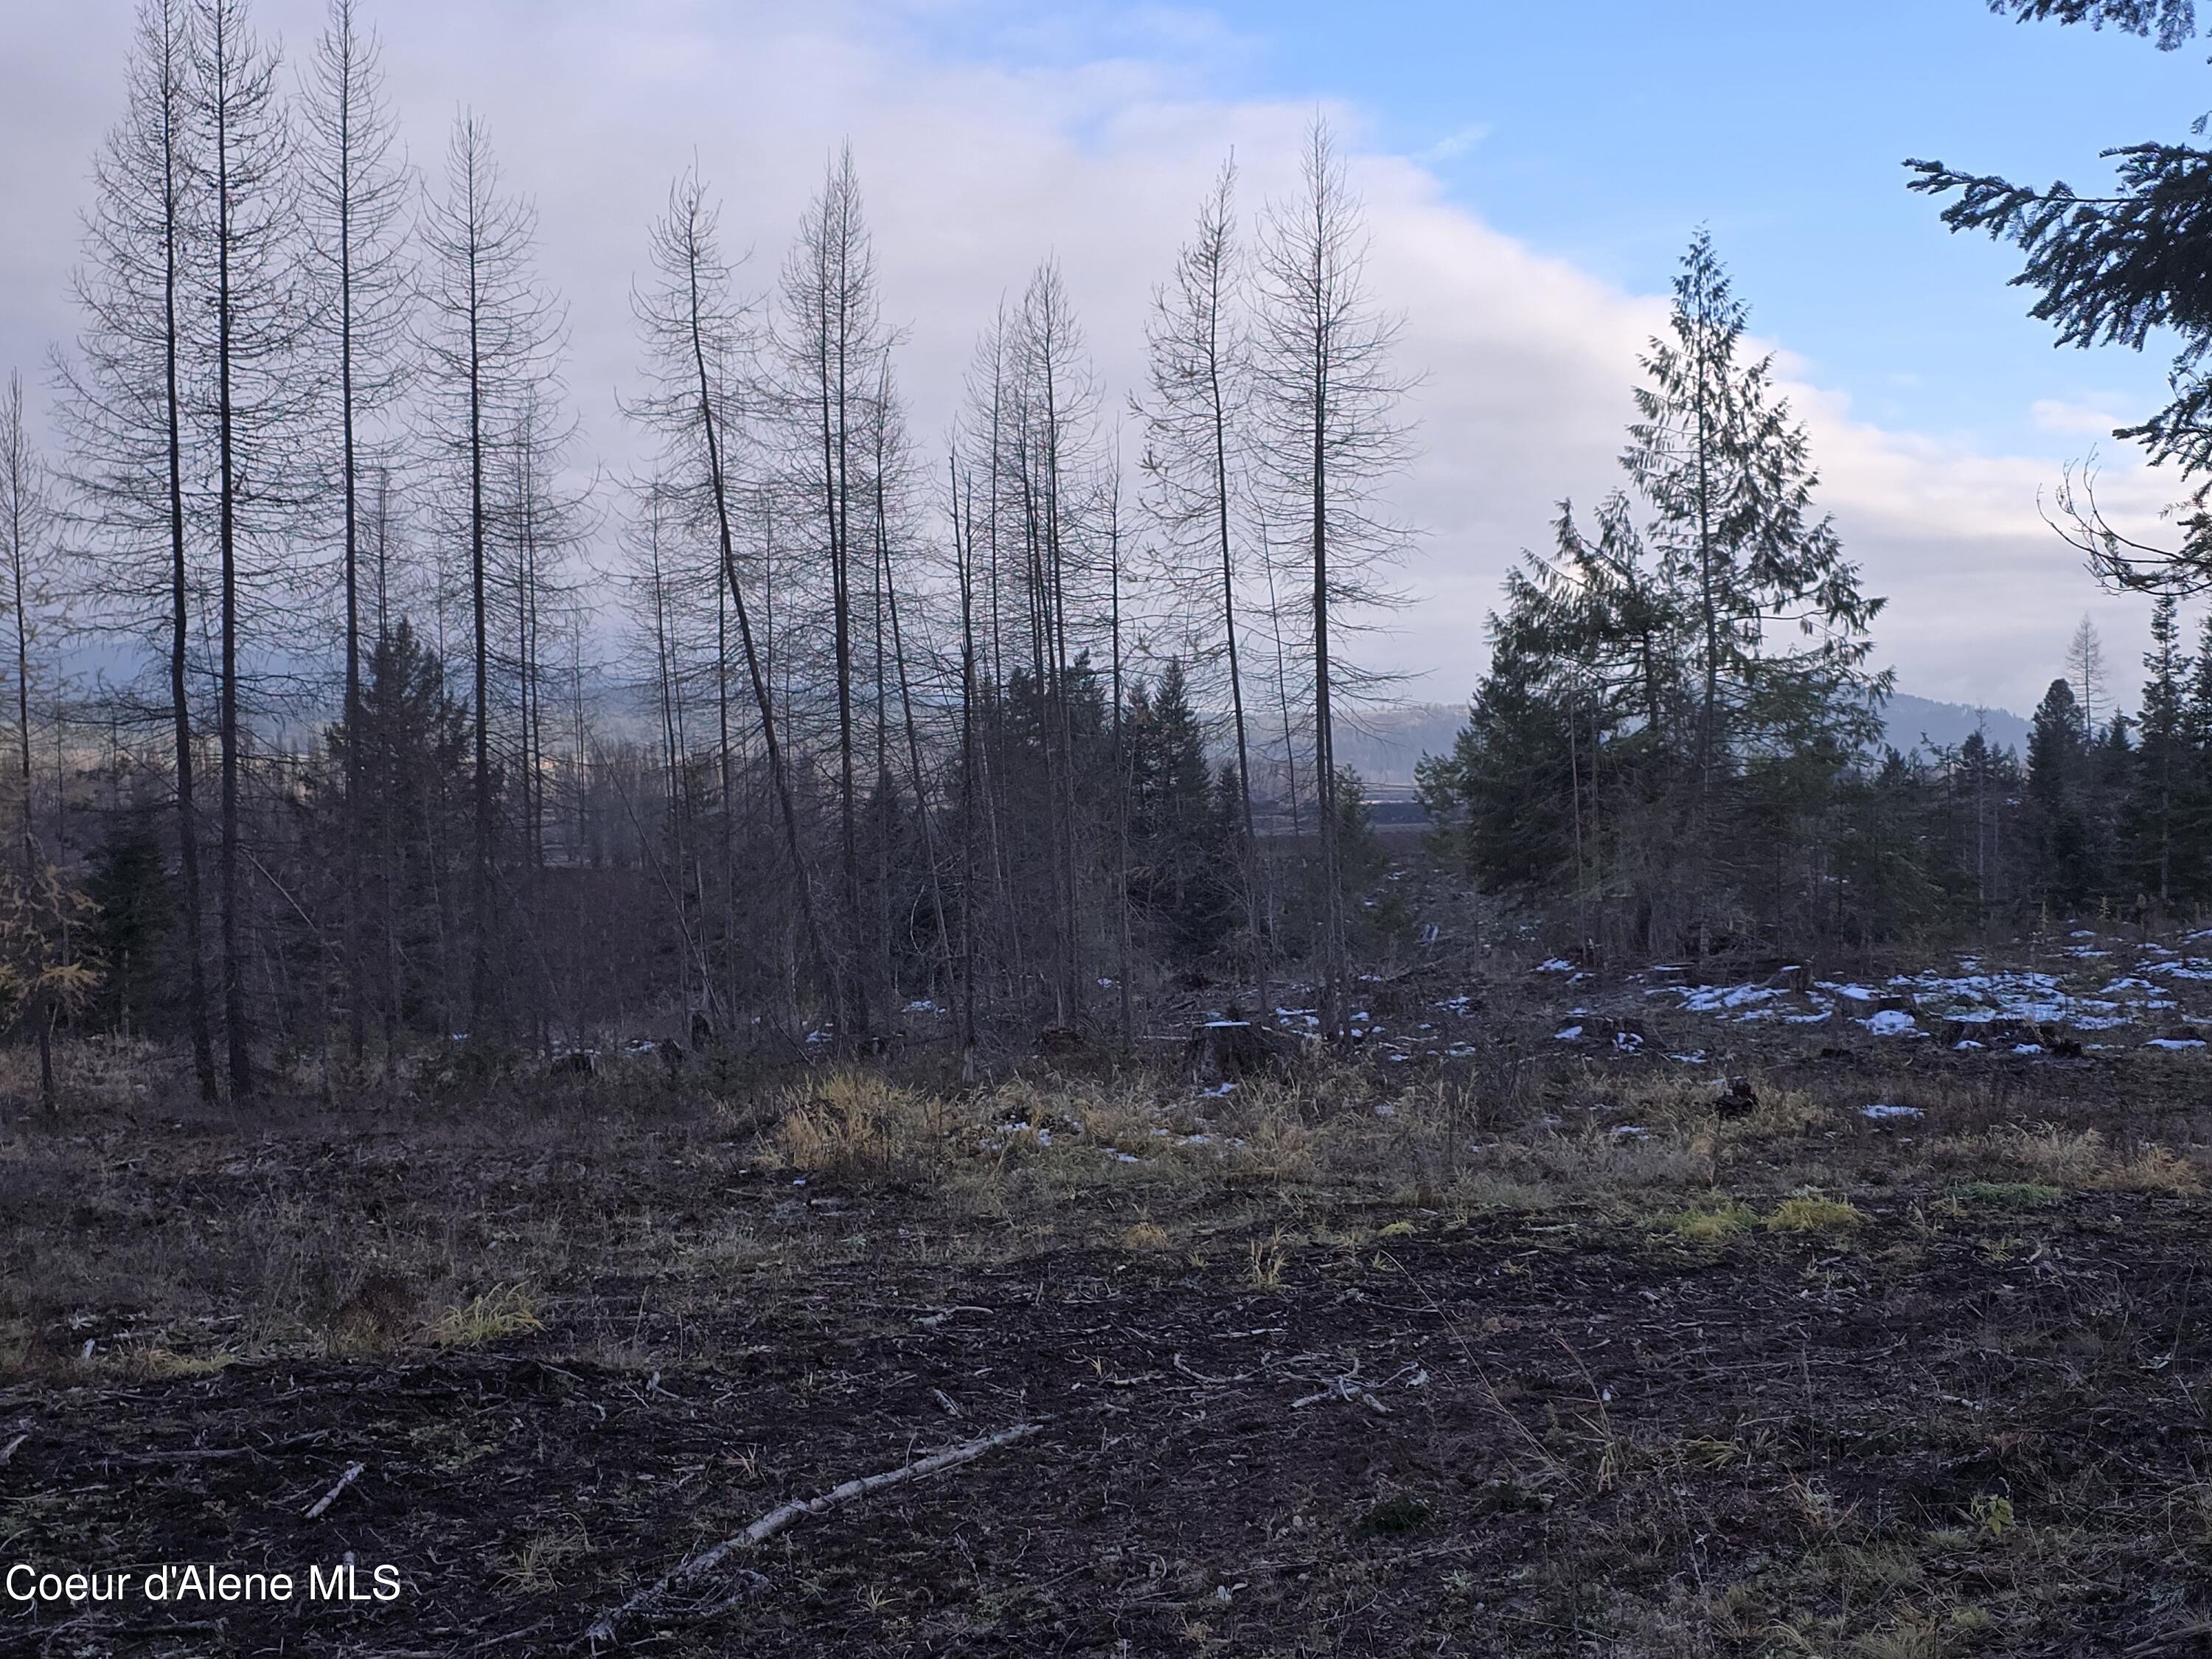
[5,1189,2210,1656]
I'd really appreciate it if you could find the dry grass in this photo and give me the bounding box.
[776,1071,940,1181]
[428,1285,544,1350]
[2,1029,2208,1386]
[1932,1126,2204,1194]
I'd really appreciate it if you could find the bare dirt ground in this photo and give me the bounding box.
[6,911,2212,1655]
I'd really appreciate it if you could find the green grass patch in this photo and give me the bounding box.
[1767,1197,1865,1234]
[1653,1201,1757,1242]
[1958,1180,2063,1209]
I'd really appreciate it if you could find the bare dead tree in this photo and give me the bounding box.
[953,452,979,1064]
[0,375,49,865]
[187,0,310,1101]
[1013,259,1102,1026]
[630,169,835,1019]
[58,0,219,1101]
[1137,156,1271,1015]
[418,110,566,1040]
[1251,119,1413,1045]
[774,146,888,1034]
[299,0,411,1065]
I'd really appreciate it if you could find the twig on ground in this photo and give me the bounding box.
[1172,1352,1251,1386]
[1292,1375,1391,1413]
[304,1461,366,1520]
[582,1419,1045,1648]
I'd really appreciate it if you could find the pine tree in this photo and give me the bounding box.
[1910,1,2212,589]
[319,620,473,1036]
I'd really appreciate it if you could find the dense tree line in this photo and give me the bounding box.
[0,0,1419,1096]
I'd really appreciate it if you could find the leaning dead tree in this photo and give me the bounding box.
[630,169,836,1018]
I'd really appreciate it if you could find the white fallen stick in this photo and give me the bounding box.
[0,1434,25,1467]
[303,1461,365,1520]
[1291,1376,1391,1413]
[584,1420,1043,1648]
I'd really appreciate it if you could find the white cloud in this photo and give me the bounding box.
[0,0,2179,717]
[2032,396,2134,436]
[1416,122,1493,164]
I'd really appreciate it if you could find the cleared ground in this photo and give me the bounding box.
[4,924,2212,1656]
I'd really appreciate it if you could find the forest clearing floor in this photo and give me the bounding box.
[6,931,2212,1655]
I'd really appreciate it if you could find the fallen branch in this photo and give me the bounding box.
[304,1461,365,1520]
[583,1420,1043,1648]
[1291,1375,1391,1413]
[0,1433,24,1467]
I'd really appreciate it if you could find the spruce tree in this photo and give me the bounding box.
[86,805,174,1037]
[1626,231,1885,812]
[2126,596,2197,905]
[1416,582,1582,891]
[2026,678,2096,911]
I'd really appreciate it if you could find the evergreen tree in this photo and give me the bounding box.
[85,805,174,1037]
[2091,710,2135,898]
[2126,596,2197,905]
[1124,661,1237,961]
[1627,229,1886,813]
[1425,235,1885,953]
[2025,678,2096,911]
[1417,584,1582,891]
[1949,728,2024,925]
[317,621,476,1037]
[1910,4,2212,590]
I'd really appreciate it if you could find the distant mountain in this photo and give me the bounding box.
[1879,692,2030,758]
[1332,705,1470,788]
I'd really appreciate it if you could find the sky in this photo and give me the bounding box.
[1,0,2203,716]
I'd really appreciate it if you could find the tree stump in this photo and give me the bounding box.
[1185,1020,1293,1085]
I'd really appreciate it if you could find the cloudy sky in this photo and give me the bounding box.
[2,0,2199,714]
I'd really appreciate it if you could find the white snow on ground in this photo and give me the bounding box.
[1613,944,2212,1048]
[1678,984,1787,1014]
[1863,1104,1922,1120]
[2146,1037,2208,1050]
